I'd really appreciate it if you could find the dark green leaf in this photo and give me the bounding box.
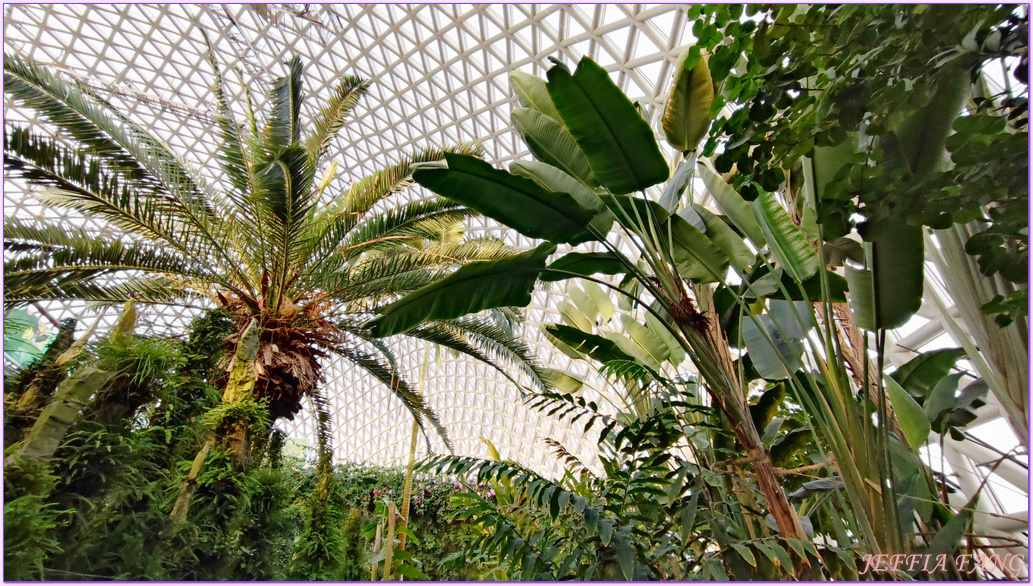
[511,109,598,188]
[546,58,669,194]
[541,252,626,282]
[368,243,556,336]
[413,153,600,244]
[891,348,964,398]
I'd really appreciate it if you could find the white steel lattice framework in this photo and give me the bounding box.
[3,5,1027,556]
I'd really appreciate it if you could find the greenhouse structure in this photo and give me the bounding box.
[2,4,1028,581]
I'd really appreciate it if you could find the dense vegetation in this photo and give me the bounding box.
[4,4,1027,581]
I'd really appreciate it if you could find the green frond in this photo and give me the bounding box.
[5,128,215,258]
[343,143,484,216]
[328,261,447,307]
[340,198,473,257]
[330,342,452,451]
[4,53,215,222]
[429,316,547,391]
[404,322,528,392]
[3,274,192,308]
[4,218,203,285]
[304,76,370,165]
[265,55,304,154]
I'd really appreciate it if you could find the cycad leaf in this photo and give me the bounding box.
[546,58,669,194]
[413,153,600,245]
[663,50,714,152]
[368,243,556,337]
[511,109,597,188]
[752,191,819,282]
[266,55,304,151]
[305,75,370,164]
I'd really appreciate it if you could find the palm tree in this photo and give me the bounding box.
[2,51,545,461]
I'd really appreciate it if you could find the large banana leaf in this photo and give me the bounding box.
[698,161,766,246]
[558,299,593,332]
[510,71,562,122]
[752,191,820,282]
[509,160,611,233]
[691,205,756,271]
[742,313,804,381]
[367,243,556,337]
[663,214,729,283]
[413,153,600,245]
[568,285,601,324]
[663,50,714,153]
[581,281,616,323]
[884,376,931,450]
[890,348,965,398]
[846,222,924,330]
[541,252,625,282]
[620,314,670,367]
[546,58,669,194]
[544,324,635,365]
[511,109,597,188]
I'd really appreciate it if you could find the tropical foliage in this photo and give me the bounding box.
[372,6,1025,578]
[3,4,1026,582]
[3,49,546,473]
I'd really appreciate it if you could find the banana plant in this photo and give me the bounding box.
[368,54,808,543]
[369,47,981,578]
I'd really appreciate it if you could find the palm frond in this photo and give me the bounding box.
[340,198,473,256]
[342,143,484,217]
[5,128,214,259]
[4,218,204,290]
[3,273,192,308]
[428,316,547,391]
[404,322,528,392]
[4,53,216,223]
[254,144,315,312]
[331,342,452,451]
[264,55,304,154]
[304,75,370,164]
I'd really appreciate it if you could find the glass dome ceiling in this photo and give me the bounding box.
[3,5,1027,544]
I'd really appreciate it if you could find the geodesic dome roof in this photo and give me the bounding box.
[3,5,1027,547]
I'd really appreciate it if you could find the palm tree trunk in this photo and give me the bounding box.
[170,318,260,520]
[220,318,261,467]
